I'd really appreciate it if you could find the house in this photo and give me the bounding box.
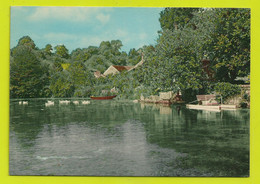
[94,70,105,78]
[94,56,144,78]
[103,65,134,76]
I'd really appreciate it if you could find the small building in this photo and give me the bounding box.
[94,56,144,78]
[103,65,134,76]
[196,95,218,105]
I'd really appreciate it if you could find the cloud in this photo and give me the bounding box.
[28,7,112,23]
[96,13,110,24]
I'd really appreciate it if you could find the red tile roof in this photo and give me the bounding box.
[113,65,128,72]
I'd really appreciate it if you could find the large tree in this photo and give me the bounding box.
[54,44,70,59]
[10,45,49,98]
[142,8,250,101]
[205,8,250,82]
[17,36,36,49]
[44,44,53,56]
[159,8,200,31]
[142,9,214,94]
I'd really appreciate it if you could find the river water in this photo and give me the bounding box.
[9,99,249,176]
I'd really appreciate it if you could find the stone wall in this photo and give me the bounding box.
[140,91,181,104]
[159,91,174,100]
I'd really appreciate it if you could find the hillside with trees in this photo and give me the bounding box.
[10,8,250,101]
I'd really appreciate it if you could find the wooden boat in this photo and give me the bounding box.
[155,100,172,105]
[186,104,221,112]
[186,104,237,112]
[90,95,117,100]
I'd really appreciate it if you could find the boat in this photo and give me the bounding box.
[186,104,221,112]
[155,100,172,105]
[186,104,237,112]
[186,94,238,112]
[90,95,117,100]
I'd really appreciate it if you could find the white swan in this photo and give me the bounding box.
[82,100,90,105]
[59,100,70,104]
[73,101,79,105]
[45,101,54,106]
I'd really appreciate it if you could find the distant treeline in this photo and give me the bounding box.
[10,8,250,101]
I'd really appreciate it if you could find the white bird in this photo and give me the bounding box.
[19,101,22,105]
[59,100,70,104]
[22,101,28,105]
[82,100,90,105]
[64,100,70,104]
[45,101,54,106]
[73,101,79,105]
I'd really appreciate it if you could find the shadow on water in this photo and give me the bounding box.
[9,99,249,176]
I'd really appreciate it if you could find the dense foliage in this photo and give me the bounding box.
[10,44,49,98]
[210,82,241,101]
[142,8,250,101]
[10,8,250,101]
[10,37,141,98]
[205,9,250,83]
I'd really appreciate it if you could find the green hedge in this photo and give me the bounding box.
[212,82,241,100]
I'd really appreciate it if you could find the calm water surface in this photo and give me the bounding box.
[9,99,249,176]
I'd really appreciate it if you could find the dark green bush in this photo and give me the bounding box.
[212,82,241,100]
[240,101,248,108]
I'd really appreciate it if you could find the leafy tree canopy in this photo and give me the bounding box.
[17,36,36,49]
[54,44,70,59]
[206,8,250,82]
[159,8,200,31]
[10,46,49,98]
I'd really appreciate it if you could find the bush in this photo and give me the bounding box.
[133,85,154,100]
[212,82,241,101]
[240,101,248,108]
[181,88,200,103]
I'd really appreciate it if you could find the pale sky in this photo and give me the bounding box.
[11,7,163,53]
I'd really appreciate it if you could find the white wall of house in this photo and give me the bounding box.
[103,66,120,76]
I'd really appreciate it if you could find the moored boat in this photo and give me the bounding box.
[186,104,221,112]
[90,95,117,100]
[186,104,238,112]
[186,94,238,112]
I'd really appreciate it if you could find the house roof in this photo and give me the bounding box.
[112,65,129,72]
[94,56,144,78]
[124,66,135,70]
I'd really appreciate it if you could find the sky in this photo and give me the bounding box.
[10,7,163,53]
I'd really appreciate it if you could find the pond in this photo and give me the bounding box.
[9,99,249,176]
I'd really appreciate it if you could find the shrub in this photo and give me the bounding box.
[212,82,241,101]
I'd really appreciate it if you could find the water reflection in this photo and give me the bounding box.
[9,99,249,176]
